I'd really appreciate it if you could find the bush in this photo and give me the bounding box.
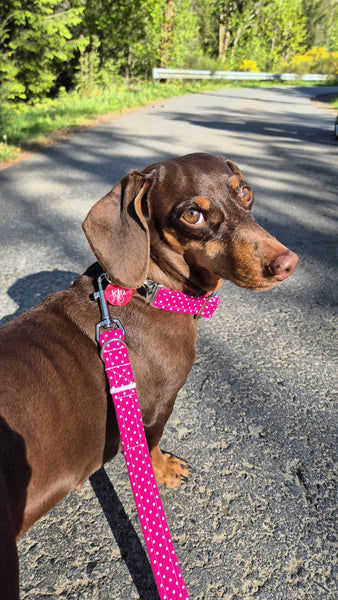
[282,47,338,76]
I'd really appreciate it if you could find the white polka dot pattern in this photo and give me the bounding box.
[100,328,190,600]
[151,288,220,318]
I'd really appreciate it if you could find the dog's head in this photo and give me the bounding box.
[83,153,298,293]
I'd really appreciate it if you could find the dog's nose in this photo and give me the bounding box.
[267,250,298,281]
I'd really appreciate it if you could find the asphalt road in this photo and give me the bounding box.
[0,86,337,600]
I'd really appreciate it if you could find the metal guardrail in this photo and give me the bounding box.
[152,68,329,82]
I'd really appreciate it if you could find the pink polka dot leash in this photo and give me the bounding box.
[99,327,190,599]
[95,274,221,599]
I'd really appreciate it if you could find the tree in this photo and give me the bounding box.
[0,0,84,101]
[0,16,26,105]
[194,0,218,58]
[218,1,236,63]
[229,0,266,60]
[83,0,165,79]
[259,0,307,67]
[216,1,269,65]
[160,0,175,67]
[160,0,199,67]
[302,0,338,51]
[215,0,308,69]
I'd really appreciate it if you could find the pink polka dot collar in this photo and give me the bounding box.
[104,278,220,319]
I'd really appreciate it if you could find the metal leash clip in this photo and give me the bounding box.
[94,273,125,341]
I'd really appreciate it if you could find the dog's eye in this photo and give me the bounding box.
[181,209,204,225]
[239,186,252,203]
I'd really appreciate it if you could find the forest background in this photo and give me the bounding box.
[0,0,337,161]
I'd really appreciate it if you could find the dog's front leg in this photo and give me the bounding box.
[150,445,189,488]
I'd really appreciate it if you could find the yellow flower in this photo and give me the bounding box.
[239,59,259,72]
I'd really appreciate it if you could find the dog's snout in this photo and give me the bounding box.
[267,250,298,281]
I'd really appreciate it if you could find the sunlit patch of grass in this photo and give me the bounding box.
[331,97,338,110]
[0,134,20,162]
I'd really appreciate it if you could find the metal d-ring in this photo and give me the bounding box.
[100,333,128,360]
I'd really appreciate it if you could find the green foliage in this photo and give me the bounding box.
[76,35,100,95]
[259,0,307,68]
[0,0,336,107]
[211,0,308,70]
[83,0,166,80]
[0,0,84,101]
[302,0,338,51]
[195,0,219,57]
[160,0,200,68]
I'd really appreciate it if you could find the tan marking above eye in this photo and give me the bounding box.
[230,175,240,191]
[194,197,211,211]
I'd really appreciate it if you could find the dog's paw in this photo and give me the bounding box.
[151,446,190,488]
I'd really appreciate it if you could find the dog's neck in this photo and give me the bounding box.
[147,256,222,297]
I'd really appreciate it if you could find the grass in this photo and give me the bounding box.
[0,78,337,164]
[331,97,338,109]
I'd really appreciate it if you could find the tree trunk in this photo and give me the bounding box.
[219,3,235,64]
[160,0,175,68]
[223,16,232,60]
[219,14,225,60]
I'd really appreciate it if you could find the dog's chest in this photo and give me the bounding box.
[121,308,197,405]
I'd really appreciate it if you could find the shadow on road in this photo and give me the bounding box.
[0,270,79,326]
[90,468,160,600]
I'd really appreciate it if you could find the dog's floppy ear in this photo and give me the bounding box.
[217,155,244,179]
[82,170,153,288]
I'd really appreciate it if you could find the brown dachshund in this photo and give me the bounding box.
[0,153,297,598]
